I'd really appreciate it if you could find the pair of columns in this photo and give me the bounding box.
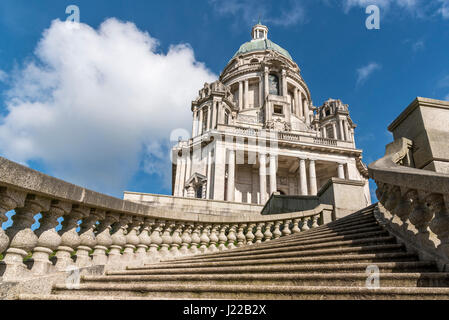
[193,102,221,137]
[298,159,317,197]
[238,80,251,110]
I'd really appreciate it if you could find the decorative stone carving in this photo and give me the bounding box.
[282,220,292,236]
[107,215,132,270]
[148,220,164,263]
[254,223,264,244]
[122,216,143,266]
[92,212,119,266]
[227,224,238,249]
[263,222,274,241]
[272,221,282,239]
[76,208,105,268]
[3,195,51,280]
[31,200,71,275]
[179,223,193,256]
[236,224,246,248]
[408,190,433,235]
[428,194,449,257]
[190,224,201,255]
[170,223,184,257]
[208,224,219,253]
[245,223,256,245]
[159,221,175,259]
[135,218,153,266]
[0,188,27,254]
[217,225,229,251]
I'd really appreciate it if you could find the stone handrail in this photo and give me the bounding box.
[0,156,333,281]
[368,137,449,270]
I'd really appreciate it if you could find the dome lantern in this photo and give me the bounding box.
[251,22,268,40]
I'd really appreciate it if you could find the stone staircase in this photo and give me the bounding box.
[18,205,449,300]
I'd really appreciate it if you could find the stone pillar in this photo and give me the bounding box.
[299,158,308,196]
[322,127,327,138]
[239,81,243,110]
[185,151,191,185]
[213,143,226,201]
[339,119,345,140]
[227,149,235,202]
[264,67,269,98]
[259,153,267,204]
[298,91,304,118]
[211,101,217,130]
[309,160,317,196]
[269,154,277,196]
[338,163,345,179]
[206,104,212,131]
[206,146,213,199]
[343,120,349,141]
[304,100,310,125]
[281,69,287,97]
[192,110,198,137]
[332,123,338,140]
[179,152,187,197]
[244,80,249,109]
[294,89,299,117]
[198,108,204,136]
[174,152,181,197]
[258,77,263,108]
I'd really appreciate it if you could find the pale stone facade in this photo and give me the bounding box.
[172,23,371,206]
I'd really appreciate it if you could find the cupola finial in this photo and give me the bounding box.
[251,22,268,41]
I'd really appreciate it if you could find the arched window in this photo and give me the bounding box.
[268,74,280,95]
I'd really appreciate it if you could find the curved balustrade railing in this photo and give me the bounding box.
[369,137,449,270]
[0,156,333,281]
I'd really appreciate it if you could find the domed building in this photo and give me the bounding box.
[171,23,371,208]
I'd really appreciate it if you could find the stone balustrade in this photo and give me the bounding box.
[369,137,449,270]
[0,156,333,281]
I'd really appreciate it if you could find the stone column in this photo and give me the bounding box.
[343,120,349,141]
[185,151,191,185]
[198,108,204,136]
[332,123,338,140]
[258,77,263,108]
[239,81,243,110]
[174,152,182,197]
[339,119,345,140]
[281,69,287,97]
[293,89,299,117]
[264,67,269,98]
[338,163,345,179]
[206,147,213,199]
[299,158,308,196]
[304,99,310,125]
[211,101,217,130]
[269,154,277,196]
[192,110,198,137]
[322,127,327,138]
[179,153,187,197]
[309,160,318,196]
[259,153,267,204]
[206,104,212,131]
[244,80,249,109]
[227,149,236,202]
[298,91,304,118]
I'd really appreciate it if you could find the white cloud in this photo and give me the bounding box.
[0,19,216,196]
[209,0,307,27]
[0,69,7,82]
[412,40,425,51]
[343,0,419,11]
[356,62,381,86]
[439,0,449,18]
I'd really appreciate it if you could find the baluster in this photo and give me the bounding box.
[246,223,256,245]
[235,224,246,247]
[272,221,282,239]
[217,224,229,251]
[393,189,414,228]
[76,208,105,268]
[227,224,238,249]
[291,219,301,234]
[170,223,183,257]
[379,184,390,206]
[92,212,119,266]
[428,194,449,257]
[301,217,310,231]
[0,188,26,255]
[3,195,51,280]
[254,223,264,244]
[159,221,174,259]
[122,216,143,267]
[148,220,164,263]
[31,200,71,275]
[179,223,193,256]
[189,224,201,255]
[107,215,132,270]
[385,186,401,212]
[54,205,89,271]
[282,220,292,236]
[408,190,433,239]
[135,218,153,266]
[208,224,219,253]
[263,222,274,241]
[199,224,211,254]
[311,215,320,228]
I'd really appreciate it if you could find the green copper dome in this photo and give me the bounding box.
[232,39,292,60]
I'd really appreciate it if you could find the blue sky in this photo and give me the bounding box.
[0,0,449,203]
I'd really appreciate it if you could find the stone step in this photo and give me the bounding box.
[49,283,449,300]
[163,236,399,263]
[108,261,438,276]
[80,272,449,288]
[139,252,418,270]
[157,234,397,265]
[145,246,412,269]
